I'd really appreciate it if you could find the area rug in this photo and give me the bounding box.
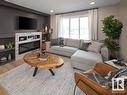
[0,57,85,95]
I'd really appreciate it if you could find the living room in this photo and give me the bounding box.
[0,0,127,95]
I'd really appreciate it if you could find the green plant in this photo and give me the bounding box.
[103,16,123,39]
[104,38,119,51]
[5,41,15,48]
[102,16,123,58]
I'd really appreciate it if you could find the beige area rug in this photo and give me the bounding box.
[0,57,85,95]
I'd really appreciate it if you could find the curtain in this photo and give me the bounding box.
[54,9,98,40]
[55,15,61,38]
[50,14,61,39]
[89,9,98,40]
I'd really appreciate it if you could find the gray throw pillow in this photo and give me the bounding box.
[80,42,91,51]
[57,38,64,46]
[51,39,59,46]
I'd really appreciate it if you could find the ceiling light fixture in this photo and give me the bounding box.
[50,10,54,13]
[90,2,95,5]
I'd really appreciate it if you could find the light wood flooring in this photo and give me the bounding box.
[0,59,24,75]
[0,59,24,95]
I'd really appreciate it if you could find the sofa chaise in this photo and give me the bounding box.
[47,38,109,70]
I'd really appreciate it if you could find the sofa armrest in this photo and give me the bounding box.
[93,62,117,75]
[74,72,112,95]
[101,46,109,61]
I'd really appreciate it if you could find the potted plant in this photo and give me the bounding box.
[5,41,15,49]
[102,15,123,59]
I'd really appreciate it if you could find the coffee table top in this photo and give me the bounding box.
[23,52,64,69]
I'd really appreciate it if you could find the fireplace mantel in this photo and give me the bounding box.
[15,32,42,60]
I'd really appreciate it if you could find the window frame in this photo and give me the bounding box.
[59,16,90,40]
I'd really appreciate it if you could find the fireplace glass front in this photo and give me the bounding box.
[19,41,40,54]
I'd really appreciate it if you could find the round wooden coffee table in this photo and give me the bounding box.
[23,52,64,77]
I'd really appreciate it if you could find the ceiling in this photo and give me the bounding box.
[5,0,120,14]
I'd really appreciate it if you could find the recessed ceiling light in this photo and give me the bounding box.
[90,2,95,5]
[50,10,54,13]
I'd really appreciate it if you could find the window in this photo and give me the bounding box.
[70,18,79,39]
[59,16,90,40]
[59,18,69,38]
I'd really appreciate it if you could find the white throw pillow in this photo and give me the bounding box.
[87,41,103,53]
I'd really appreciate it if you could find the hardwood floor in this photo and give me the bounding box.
[0,59,24,75]
[0,59,24,95]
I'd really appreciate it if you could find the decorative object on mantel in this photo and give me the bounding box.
[0,45,5,50]
[49,28,53,34]
[44,25,48,32]
[39,26,45,32]
[102,15,123,59]
[39,25,51,33]
[49,28,53,40]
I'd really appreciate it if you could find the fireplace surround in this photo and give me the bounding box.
[15,32,42,60]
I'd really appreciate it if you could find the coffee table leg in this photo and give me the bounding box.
[49,69,55,76]
[33,67,38,77]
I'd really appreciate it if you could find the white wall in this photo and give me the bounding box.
[118,0,127,60]
[98,5,119,40]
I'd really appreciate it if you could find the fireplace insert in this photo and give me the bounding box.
[19,41,40,54]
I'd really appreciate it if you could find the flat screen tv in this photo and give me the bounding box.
[17,16,37,30]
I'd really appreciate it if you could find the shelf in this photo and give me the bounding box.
[0,59,15,66]
[0,48,15,53]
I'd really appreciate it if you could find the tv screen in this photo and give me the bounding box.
[17,16,37,29]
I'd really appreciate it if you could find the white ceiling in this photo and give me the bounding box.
[5,0,120,14]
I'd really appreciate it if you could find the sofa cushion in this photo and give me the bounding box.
[71,50,103,66]
[87,41,103,53]
[65,39,80,48]
[49,46,78,53]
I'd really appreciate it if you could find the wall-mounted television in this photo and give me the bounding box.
[17,16,37,30]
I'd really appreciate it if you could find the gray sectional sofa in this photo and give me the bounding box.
[47,38,109,70]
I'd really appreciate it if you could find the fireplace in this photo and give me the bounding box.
[19,41,40,54]
[15,32,42,60]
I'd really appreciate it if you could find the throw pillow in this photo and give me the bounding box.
[51,39,59,46]
[80,41,91,51]
[57,38,64,47]
[87,41,103,53]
